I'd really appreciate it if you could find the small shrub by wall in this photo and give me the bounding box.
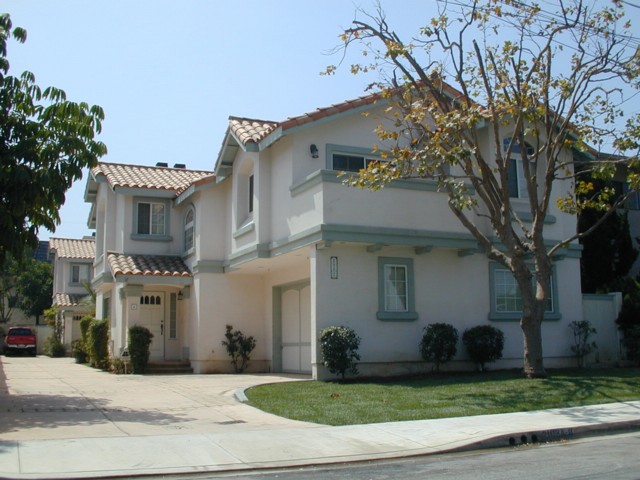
[319,325,361,380]
[420,323,458,372]
[569,320,597,368]
[71,339,88,364]
[128,325,153,374]
[221,325,256,373]
[462,325,505,371]
[44,334,66,357]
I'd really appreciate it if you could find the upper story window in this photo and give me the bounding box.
[184,207,195,252]
[504,137,535,199]
[326,144,384,173]
[137,201,165,235]
[70,264,90,285]
[249,174,254,213]
[332,153,379,172]
[132,198,172,242]
[234,159,255,232]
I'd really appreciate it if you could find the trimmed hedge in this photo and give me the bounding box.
[128,325,153,374]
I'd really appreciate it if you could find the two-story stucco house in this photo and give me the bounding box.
[49,237,96,349]
[84,92,584,378]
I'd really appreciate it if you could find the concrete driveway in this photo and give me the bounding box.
[0,355,311,441]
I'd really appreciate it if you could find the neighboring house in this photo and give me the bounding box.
[49,237,96,349]
[84,93,586,378]
[0,241,52,353]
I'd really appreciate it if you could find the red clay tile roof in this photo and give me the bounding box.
[228,92,383,147]
[49,238,96,260]
[53,293,86,307]
[92,163,214,194]
[107,252,192,278]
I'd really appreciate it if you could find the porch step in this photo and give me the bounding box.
[145,360,193,375]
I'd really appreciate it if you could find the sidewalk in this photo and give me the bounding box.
[1,357,640,479]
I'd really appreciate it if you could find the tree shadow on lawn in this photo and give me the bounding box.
[333,368,640,418]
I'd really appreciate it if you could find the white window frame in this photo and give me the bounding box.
[70,263,90,285]
[132,197,172,241]
[377,257,418,321]
[504,137,535,199]
[489,263,560,321]
[183,206,195,254]
[326,144,384,173]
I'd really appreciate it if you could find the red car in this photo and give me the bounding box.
[4,326,37,356]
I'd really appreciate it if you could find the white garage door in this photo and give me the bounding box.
[281,283,311,374]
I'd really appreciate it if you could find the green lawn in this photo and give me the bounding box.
[246,368,640,426]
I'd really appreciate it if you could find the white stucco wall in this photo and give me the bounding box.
[189,272,268,374]
[312,244,585,378]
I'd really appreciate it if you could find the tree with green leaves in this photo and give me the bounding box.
[0,259,17,324]
[14,256,52,324]
[0,14,107,267]
[329,0,640,377]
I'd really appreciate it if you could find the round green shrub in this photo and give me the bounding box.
[420,323,458,372]
[45,334,66,357]
[71,339,88,363]
[462,325,505,371]
[319,325,361,379]
[128,325,153,374]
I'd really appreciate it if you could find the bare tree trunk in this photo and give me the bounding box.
[521,313,546,378]
[515,260,548,378]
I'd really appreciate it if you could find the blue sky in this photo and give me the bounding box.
[3,0,427,240]
[3,1,639,241]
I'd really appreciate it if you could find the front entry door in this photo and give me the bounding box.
[281,283,311,373]
[139,292,165,360]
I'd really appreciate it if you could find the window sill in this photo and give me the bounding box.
[182,247,195,259]
[130,234,173,242]
[233,221,255,239]
[377,311,419,322]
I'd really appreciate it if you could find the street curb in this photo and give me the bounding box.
[233,387,249,403]
[447,418,640,453]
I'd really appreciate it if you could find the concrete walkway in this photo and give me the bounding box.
[1,356,639,479]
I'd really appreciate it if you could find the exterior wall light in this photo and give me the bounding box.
[310,144,319,158]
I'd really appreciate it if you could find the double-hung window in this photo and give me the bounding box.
[137,201,165,235]
[133,198,171,241]
[489,264,559,321]
[70,264,90,285]
[377,257,418,321]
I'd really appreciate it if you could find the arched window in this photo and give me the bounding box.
[184,206,195,252]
